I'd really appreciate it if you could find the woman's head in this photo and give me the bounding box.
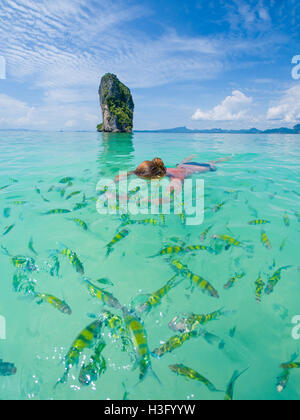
[134,158,167,179]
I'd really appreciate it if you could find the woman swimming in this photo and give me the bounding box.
[122,155,232,182]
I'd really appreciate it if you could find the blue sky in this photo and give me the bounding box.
[0,0,299,130]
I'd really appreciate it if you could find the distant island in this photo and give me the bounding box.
[135,124,300,134]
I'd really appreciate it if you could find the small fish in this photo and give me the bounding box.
[35,186,41,195]
[229,327,237,338]
[224,369,248,400]
[277,354,299,392]
[66,191,81,200]
[185,244,215,254]
[28,237,38,256]
[0,185,10,191]
[212,235,241,249]
[73,202,88,211]
[169,308,230,333]
[277,370,290,393]
[79,341,107,386]
[96,278,114,286]
[151,246,184,258]
[106,229,129,256]
[169,364,221,392]
[281,362,300,370]
[283,213,290,227]
[44,209,71,215]
[265,266,291,295]
[41,194,50,203]
[3,224,15,236]
[224,273,246,290]
[56,320,103,386]
[261,230,272,250]
[171,259,219,299]
[249,220,271,225]
[59,177,74,184]
[213,202,226,213]
[200,225,213,242]
[294,211,300,222]
[136,275,180,315]
[13,272,36,296]
[3,207,11,218]
[280,239,287,252]
[123,308,158,383]
[35,293,72,315]
[11,256,36,272]
[100,311,129,351]
[71,218,88,231]
[12,201,27,205]
[255,275,265,303]
[138,218,159,226]
[153,330,199,359]
[84,279,122,310]
[49,254,60,277]
[61,248,84,274]
[9,178,18,183]
[0,360,17,377]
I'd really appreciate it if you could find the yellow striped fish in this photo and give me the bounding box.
[255,275,265,303]
[84,279,122,310]
[212,235,241,249]
[71,218,88,231]
[61,247,84,274]
[136,275,180,315]
[35,293,72,315]
[106,229,129,256]
[169,364,221,392]
[122,308,158,383]
[11,256,37,272]
[151,246,184,258]
[224,273,245,289]
[265,266,291,295]
[249,220,271,225]
[171,259,219,299]
[44,209,71,215]
[169,308,228,333]
[185,244,215,254]
[79,341,106,386]
[100,311,130,351]
[283,213,290,227]
[56,320,103,386]
[261,230,272,249]
[153,330,199,359]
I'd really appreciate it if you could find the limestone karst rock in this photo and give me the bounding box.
[98,74,134,133]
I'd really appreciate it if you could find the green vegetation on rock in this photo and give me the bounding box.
[99,74,134,133]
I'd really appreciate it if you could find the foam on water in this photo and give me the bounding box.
[0,131,299,400]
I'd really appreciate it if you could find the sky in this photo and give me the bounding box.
[0,0,300,131]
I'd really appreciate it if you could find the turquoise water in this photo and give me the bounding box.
[0,131,300,401]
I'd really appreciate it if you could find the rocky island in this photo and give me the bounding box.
[97,74,134,133]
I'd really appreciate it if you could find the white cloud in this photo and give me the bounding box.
[0,93,36,126]
[227,0,271,31]
[267,85,300,123]
[192,90,253,121]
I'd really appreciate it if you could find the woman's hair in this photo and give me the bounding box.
[133,158,167,179]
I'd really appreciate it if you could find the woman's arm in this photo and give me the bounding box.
[114,171,135,183]
[178,155,196,165]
